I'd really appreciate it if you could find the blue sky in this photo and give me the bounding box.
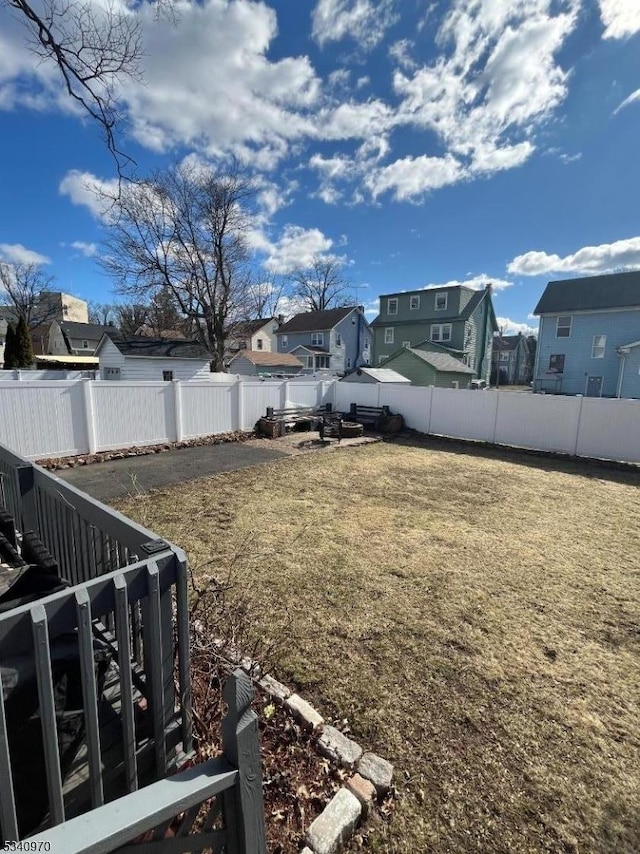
[1,0,640,333]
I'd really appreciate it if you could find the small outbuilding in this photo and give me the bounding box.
[380,346,475,388]
[96,334,211,381]
[340,367,411,384]
[227,350,304,377]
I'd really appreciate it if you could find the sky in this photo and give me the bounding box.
[1,0,640,334]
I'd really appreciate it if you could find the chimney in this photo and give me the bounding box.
[485,283,492,292]
[277,314,284,325]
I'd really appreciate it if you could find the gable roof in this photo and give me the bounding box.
[229,317,275,339]
[371,286,496,328]
[229,350,302,367]
[344,367,411,383]
[534,271,640,315]
[493,334,523,352]
[386,347,474,374]
[60,321,116,340]
[276,307,355,334]
[100,333,210,360]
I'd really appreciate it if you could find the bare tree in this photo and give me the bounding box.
[101,162,256,370]
[6,0,147,173]
[0,261,57,328]
[114,301,149,336]
[292,255,353,312]
[88,300,116,325]
[243,273,288,320]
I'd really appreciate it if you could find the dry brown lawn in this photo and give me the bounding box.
[119,438,640,854]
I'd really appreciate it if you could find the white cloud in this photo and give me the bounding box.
[598,0,640,39]
[496,316,538,336]
[312,0,399,49]
[0,243,50,265]
[70,241,98,257]
[365,154,464,201]
[614,87,640,115]
[257,225,335,274]
[420,274,513,292]
[388,39,417,71]
[508,236,640,276]
[59,170,120,219]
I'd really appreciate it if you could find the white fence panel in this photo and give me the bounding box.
[379,385,432,431]
[0,370,95,381]
[180,382,236,438]
[495,393,582,454]
[430,388,498,441]
[286,382,322,408]
[0,381,88,458]
[576,397,640,463]
[239,382,283,431]
[92,382,175,450]
[334,382,378,411]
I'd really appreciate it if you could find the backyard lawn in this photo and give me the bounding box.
[119,439,640,853]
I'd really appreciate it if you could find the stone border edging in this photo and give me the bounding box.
[256,669,394,854]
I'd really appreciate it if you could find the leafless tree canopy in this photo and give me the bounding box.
[88,300,116,325]
[292,255,353,312]
[0,260,57,328]
[243,273,287,321]
[7,0,146,172]
[101,163,256,370]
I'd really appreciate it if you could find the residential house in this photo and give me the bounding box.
[48,320,117,357]
[227,350,304,377]
[378,343,475,388]
[491,333,534,385]
[340,367,411,384]
[276,307,372,375]
[371,284,497,382]
[226,317,280,358]
[96,334,212,381]
[0,292,88,357]
[532,271,640,397]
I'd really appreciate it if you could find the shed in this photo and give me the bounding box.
[380,346,475,388]
[227,350,304,377]
[96,334,211,381]
[340,367,411,384]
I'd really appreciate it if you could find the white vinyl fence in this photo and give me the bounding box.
[0,379,639,464]
[0,369,97,381]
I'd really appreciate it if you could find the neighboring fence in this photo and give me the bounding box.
[1,378,640,464]
[0,370,97,381]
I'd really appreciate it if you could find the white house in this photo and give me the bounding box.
[96,334,212,381]
[226,317,280,357]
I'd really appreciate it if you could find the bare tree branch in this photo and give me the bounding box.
[292,255,353,312]
[0,260,57,328]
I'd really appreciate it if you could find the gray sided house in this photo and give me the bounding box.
[227,350,303,377]
[491,333,534,385]
[48,320,116,356]
[379,343,475,388]
[276,306,373,375]
[97,334,212,381]
[372,284,497,382]
[533,271,640,397]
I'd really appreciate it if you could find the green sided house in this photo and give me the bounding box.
[380,342,476,388]
[371,283,497,383]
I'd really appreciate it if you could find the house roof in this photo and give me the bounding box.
[533,271,640,315]
[371,286,497,328]
[229,350,303,367]
[387,347,475,374]
[276,307,355,334]
[36,354,99,365]
[344,367,411,383]
[492,334,522,352]
[101,334,210,360]
[229,317,275,338]
[290,344,330,354]
[60,321,116,339]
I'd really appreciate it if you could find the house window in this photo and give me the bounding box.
[549,354,565,373]
[430,323,452,342]
[346,357,352,369]
[384,328,394,344]
[435,292,448,311]
[592,335,606,358]
[256,338,263,350]
[103,367,121,380]
[82,340,89,349]
[336,332,342,346]
[387,298,398,315]
[363,338,370,350]
[315,355,330,369]
[402,341,411,348]
[468,355,476,370]
[500,352,509,362]
[163,370,174,381]
[409,295,420,310]
[281,335,288,347]
[556,316,572,338]
[311,332,324,346]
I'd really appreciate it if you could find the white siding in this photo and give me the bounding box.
[99,338,210,380]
